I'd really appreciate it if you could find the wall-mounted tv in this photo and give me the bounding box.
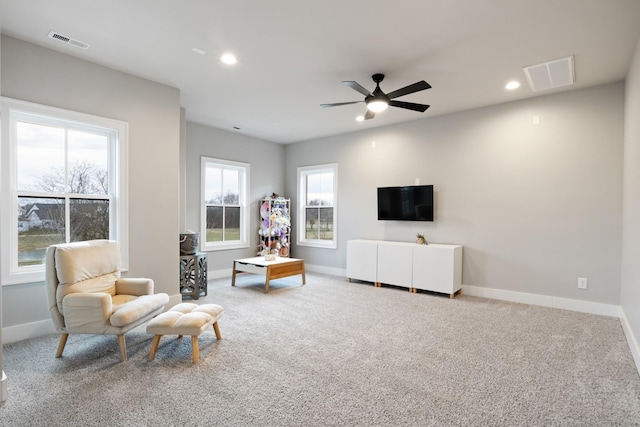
[377,185,434,221]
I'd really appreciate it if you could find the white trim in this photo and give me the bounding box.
[620,307,640,376]
[462,285,620,317]
[208,268,234,280]
[1,371,7,403]
[305,264,346,277]
[2,318,56,344]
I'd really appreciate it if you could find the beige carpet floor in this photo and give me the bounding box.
[2,272,640,426]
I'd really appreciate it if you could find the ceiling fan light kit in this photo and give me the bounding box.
[367,100,389,112]
[322,73,431,120]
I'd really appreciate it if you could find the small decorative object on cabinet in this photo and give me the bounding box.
[416,233,427,245]
[258,195,291,258]
[180,252,208,299]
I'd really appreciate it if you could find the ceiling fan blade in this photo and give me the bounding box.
[386,81,431,99]
[342,81,372,96]
[320,101,363,108]
[389,100,430,112]
[364,109,375,120]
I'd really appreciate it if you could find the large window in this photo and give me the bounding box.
[297,163,338,249]
[1,98,128,285]
[201,157,250,251]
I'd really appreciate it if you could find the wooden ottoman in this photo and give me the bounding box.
[146,302,223,364]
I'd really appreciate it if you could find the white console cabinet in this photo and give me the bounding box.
[345,240,378,283]
[347,240,463,298]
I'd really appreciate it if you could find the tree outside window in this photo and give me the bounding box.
[15,122,112,266]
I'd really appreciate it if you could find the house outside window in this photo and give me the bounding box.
[1,98,128,285]
[297,163,338,249]
[201,157,250,251]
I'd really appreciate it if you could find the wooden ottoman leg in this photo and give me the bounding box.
[191,336,200,364]
[148,335,162,361]
[56,333,69,358]
[213,322,222,340]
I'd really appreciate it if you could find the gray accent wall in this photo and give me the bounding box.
[184,121,285,272]
[285,83,624,305]
[621,39,640,362]
[1,36,181,329]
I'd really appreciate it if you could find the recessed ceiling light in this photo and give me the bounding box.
[505,81,521,90]
[221,53,237,65]
[192,47,206,55]
[356,115,364,122]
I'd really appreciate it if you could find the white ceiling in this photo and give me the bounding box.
[2,0,640,144]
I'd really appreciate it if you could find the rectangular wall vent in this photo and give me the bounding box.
[523,56,574,92]
[47,31,90,50]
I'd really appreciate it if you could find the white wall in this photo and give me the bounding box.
[184,121,285,273]
[621,39,640,366]
[285,83,624,305]
[1,36,182,338]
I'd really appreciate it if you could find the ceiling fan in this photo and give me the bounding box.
[320,73,431,120]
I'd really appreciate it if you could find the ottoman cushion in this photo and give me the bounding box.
[146,303,223,336]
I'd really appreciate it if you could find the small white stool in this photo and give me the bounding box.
[146,302,223,364]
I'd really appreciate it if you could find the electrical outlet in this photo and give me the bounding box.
[578,277,588,290]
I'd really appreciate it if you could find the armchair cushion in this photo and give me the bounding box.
[110,293,170,327]
[54,240,121,315]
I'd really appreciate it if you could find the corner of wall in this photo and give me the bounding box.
[620,307,640,376]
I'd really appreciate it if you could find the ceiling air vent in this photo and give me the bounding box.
[523,56,574,92]
[47,31,90,50]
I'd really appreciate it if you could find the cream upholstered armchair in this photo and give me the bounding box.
[46,239,169,361]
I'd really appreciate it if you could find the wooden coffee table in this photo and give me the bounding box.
[231,257,306,293]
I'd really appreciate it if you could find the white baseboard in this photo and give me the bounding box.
[619,308,640,376]
[2,319,55,344]
[462,285,620,317]
[304,264,346,277]
[1,371,7,402]
[208,268,233,280]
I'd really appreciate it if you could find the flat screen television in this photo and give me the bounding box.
[377,185,434,221]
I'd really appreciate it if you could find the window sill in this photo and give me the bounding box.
[297,240,337,250]
[202,242,250,252]
[2,269,45,285]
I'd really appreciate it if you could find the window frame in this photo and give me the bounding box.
[1,97,129,285]
[297,163,338,249]
[200,156,250,252]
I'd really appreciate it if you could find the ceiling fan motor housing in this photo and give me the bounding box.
[367,74,390,105]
